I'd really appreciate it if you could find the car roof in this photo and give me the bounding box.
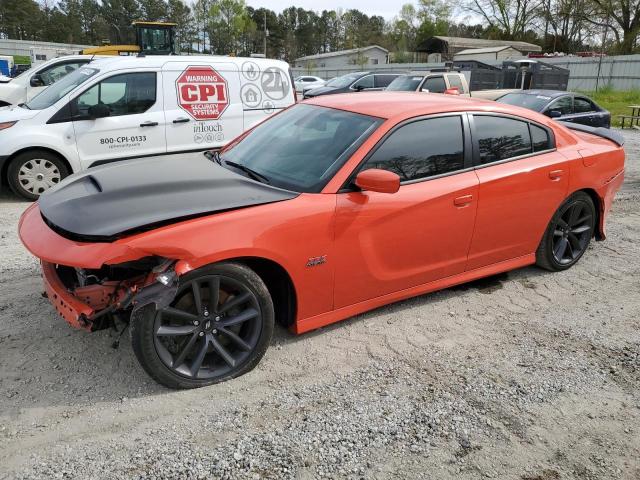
[303,91,517,120]
[511,90,571,98]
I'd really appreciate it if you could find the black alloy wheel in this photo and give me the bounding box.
[536,192,596,271]
[131,263,274,389]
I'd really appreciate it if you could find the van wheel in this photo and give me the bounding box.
[8,150,69,201]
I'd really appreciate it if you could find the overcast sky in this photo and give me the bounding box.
[245,0,404,20]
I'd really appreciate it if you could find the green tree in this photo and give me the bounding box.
[209,0,252,55]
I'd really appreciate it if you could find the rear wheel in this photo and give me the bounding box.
[8,150,69,200]
[536,192,596,271]
[131,262,274,389]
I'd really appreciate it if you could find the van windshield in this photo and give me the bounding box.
[25,67,98,110]
[220,104,382,193]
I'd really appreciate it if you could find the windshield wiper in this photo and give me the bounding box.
[222,159,270,185]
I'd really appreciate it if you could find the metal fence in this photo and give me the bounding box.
[293,54,640,92]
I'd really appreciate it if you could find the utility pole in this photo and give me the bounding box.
[263,10,268,57]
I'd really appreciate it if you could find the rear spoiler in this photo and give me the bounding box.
[558,121,624,147]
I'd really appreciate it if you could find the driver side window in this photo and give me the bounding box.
[74,72,157,117]
[546,96,572,115]
[35,61,86,86]
[352,75,374,90]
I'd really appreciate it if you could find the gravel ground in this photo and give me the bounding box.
[1,132,639,480]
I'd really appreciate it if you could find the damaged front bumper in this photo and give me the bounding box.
[20,204,180,331]
[41,260,178,331]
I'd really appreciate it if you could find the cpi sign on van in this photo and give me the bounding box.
[177,66,229,120]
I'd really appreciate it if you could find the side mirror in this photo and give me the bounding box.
[355,169,400,194]
[547,110,562,118]
[87,104,111,119]
[444,87,460,95]
[30,75,45,87]
[353,84,366,91]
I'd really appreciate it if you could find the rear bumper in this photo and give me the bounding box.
[42,261,94,331]
[599,168,624,239]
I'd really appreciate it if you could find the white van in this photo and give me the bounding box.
[0,55,296,199]
[0,55,98,107]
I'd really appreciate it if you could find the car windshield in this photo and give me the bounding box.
[496,93,552,111]
[326,73,362,88]
[25,67,98,110]
[386,75,424,91]
[220,104,382,193]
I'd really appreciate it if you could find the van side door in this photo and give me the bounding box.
[163,61,243,153]
[70,70,166,167]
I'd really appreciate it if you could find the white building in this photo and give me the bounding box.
[0,38,91,64]
[294,46,389,70]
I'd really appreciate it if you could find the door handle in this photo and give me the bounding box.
[173,117,190,124]
[548,169,564,180]
[140,121,158,127]
[454,194,473,207]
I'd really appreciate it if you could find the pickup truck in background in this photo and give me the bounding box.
[385,71,518,101]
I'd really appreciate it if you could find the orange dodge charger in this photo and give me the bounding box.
[19,92,625,389]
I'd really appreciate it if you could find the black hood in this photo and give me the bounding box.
[304,85,340,97]
[39,154,298,242]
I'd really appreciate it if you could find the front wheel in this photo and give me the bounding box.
[131,262,274,389]
[7,150,69,200]
[536,191,596,271]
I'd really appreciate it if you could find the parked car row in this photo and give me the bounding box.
[0,55,611,201]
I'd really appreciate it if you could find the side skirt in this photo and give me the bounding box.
[292,253,536,334]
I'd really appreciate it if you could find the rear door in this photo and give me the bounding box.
[466,114,568,269]
[374,74,399,89]
[72,70,166,166]
[163,61,243,153]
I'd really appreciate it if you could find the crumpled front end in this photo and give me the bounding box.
[19,204,178,331]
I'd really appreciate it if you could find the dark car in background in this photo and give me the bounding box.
[496,90,611,128]
[303,71,403,98]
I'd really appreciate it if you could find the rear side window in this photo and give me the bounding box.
[75,72,156,117]
[421,76,446,93]
[574,97,595,113]
[531,124,552,152]
[363,116,465,182]
[374,74,398,88]
[446,74,465,93]
[474,116,532,164]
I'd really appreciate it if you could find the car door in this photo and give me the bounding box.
[466,114,569,270]
[333,114,479,308]
[72,71,166,166]
[573,96,608,127]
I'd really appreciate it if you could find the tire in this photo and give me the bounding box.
[536,191,596,271]
[7,150,69,201]
[131,262,274,389]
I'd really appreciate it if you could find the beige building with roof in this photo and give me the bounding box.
[420,36,542,60]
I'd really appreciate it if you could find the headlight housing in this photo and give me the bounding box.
[0,121,17,131]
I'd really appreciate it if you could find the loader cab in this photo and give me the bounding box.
[134,22,176,55]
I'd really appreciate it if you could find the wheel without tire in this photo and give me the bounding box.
[131,262,274,389]
[536,191,596,271]
[8,150,69,200]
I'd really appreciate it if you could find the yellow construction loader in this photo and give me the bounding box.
[82,21,177,56]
